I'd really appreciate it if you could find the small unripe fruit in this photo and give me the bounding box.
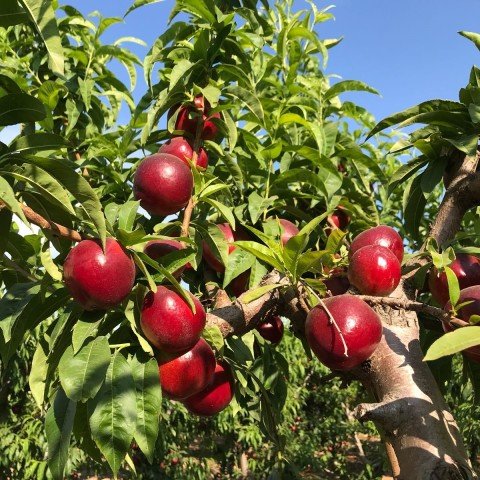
[159,137,208,169]
[63,238,135,310]
[348,245,401,296]
[170,95,221,141]
[349,225,404,262]
[159,338,216,400]
[133,153,193,217]
[257,315,284,344]
[279,219,300,245]
[330,208,350,230]
[305,294,382,370]
[183,361,234,416]
[140,286,206,353]
[144,239,185,279]
[428,254,480,307]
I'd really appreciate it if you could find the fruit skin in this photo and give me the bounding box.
[64,238,135,311]
[158,338,216,400]
[133,153,193,217]
[202,224,249,273]
[428,254,480,307]
[324,274,350,296]
[349,225,404,263]
[158,137,208,169]
[183,361,235,416]
[305,294,383,371]
[171,95,221,141]
[330,208,350,230]
[229,270,250,297]
[140,286,206,353]
[444,285,480,362]
[348,245,401,296]
[279,219,299,245]
[257,315,284,344]
[144,239,185,279]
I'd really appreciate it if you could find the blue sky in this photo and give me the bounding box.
[65,0,480,124]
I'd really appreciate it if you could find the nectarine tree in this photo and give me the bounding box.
[1,0,480,479]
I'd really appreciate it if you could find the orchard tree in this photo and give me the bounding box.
[1,0,480,479]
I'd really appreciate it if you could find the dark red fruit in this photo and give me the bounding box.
[428,254,480,307]
[144,239,185,279]
[183,361,234,416]
[133,153,193,217]
[330,208,350,230]
[257,315,284,344]
[140,286,206,353]
[158,338,216,400]
[64,238,135,311]
[158,137,208,169]
[348,245,401,296]
[444,285,480,362]
[202,224,249,273]
[279,219,299,245]
[305,294,382,370]
[229,270,250,297]
[349,225,404,263]
[324,274,350,296]
[170,95,221,141]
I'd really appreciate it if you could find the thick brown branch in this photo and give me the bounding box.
[0,200,83,242]
[429,152,480,248]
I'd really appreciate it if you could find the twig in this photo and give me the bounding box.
[357,295,469,328]
[2,255,38,282]
[0,200,84,242]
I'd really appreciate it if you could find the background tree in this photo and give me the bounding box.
[1,1,480,479]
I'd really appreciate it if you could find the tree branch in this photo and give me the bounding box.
[429,151,480,248]
[0,200,84,242]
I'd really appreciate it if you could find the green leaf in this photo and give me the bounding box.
[0,0,27,27]
[72,312,105,353]
[202,325,224,352]
[424,326,480,361]
[9,133,69,154]
[45,387,76,480]
[29,335,49,407]
[89,351,137,477]
[234,241,284,271]
[368,100,468,138]
[18,0,64,76]
[324,80,379,101]
[124,0,163,18]
[0,93,45,126]
[59,336,111,402]
[459,31,480,51]
[0,176,28,224]
[387,156,428,196]
[296,250,328,276]
[283,234,309,279]
[117,200,140,231]
[445,266,461,308]
[224,85,264,124]
[223,248,255,288]
[241,283,282,303]
[248,191,276,225]
[402,176,426,240]
[131,355,162,464]
[18,156,106,246]
[203,198,235,229]
[132,251,157,292]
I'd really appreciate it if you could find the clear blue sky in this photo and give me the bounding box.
[50,1,480,122]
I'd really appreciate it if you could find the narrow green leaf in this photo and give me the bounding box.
[18,0,64,76]
[324,80,379,101]
[89,351,137,477]
[424,326,480,361]
[45,387,76,480]
[131,355,162,464]
[124,0,163,18]
[445,266,461,307]
[241,283,281,303]
[59,336,111,402]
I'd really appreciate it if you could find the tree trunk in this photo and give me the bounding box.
[354,284,475,479]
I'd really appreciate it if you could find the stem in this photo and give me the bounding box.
[0,200,84,242]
